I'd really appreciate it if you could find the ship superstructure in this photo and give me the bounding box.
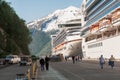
[82,0,120,59]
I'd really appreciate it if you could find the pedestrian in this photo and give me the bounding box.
[39,58,45,71]
[72,56,75,64]
[80,55,83,61]
[65,56,67,61]
[45,56,50,70]
[75,56,78,62]
[99,55,105,69]
[108,55,115,69]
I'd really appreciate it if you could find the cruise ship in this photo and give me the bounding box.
[82,0,120,59]
[51,19,83,57]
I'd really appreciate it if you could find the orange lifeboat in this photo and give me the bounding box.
[90,22,99,33]
[99,17,111,31]
[112,8,120,21]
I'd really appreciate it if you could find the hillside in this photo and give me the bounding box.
[29,30,51,55]
[0,0,31,57]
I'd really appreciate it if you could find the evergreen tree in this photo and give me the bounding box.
[0,0,32,56]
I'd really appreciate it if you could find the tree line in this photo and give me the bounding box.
[0,0,32,57]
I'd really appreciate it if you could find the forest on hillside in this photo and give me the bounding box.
[0,0,32,57]
[29,29,58,56]
[29,30,51,55]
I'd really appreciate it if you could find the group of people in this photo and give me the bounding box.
[99,55,115,69]
[39,56,50,71]
[71,55,82,64]
[39,55,115,70]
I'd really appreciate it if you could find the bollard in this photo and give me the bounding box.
[26,69,31,80]
[32,62,35,78]
[32,62,37,78]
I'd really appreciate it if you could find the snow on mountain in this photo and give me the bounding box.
[27,6,81,32]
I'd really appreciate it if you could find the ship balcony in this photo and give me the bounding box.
[112,16,120,26]
[66,35,81,41]
[99,24,110,31]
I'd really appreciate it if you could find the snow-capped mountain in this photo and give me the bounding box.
[27,6,81,32]
[28,6,81,55]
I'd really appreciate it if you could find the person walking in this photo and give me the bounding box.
[75,56,78,62]
[109,55,115,69]
[72,56,75,64]
[65,56,67,61]
[80,55,83,61]
[39,58,45,71]
[45,56,50,71]
[99,55,105,69]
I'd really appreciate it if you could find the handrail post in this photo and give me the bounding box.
[26,69,31,80]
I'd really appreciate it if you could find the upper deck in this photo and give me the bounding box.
[84,7,120,43]
[52,19,82,48]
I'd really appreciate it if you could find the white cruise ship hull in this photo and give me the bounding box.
[82,35,120,59]
[54,38,82,57]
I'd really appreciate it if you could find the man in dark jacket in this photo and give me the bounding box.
[45,56,50,70]
[39,58,45,71]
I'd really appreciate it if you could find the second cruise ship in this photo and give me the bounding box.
[82,0,120,59]
[51,19,83,57]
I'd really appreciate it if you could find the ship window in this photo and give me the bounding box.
[86,0,93,8]
[85,37,88,42]
[88,0,113,20]
[66,27,81,31]
[88,42,103,48]
[87,0,102,14]
[85,34,96,42]
[103,28,116,38]
[96,34,102,39]
[85,2,120,28]
[65,24,81,27]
